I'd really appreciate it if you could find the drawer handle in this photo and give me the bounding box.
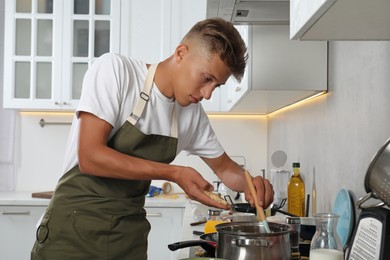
[146,213,162,218]
[2,211,31,215]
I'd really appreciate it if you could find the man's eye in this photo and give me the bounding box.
[204,76,212,82]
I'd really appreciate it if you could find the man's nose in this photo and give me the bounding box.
[201,85,215,100]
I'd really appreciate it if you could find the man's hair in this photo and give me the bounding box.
[182,18,248,82]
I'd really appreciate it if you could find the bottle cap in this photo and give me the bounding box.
[286,216,301,224]
[208,209,222,216]
[292,162,300,168]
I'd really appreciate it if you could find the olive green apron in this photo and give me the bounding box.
[31,64,178,260]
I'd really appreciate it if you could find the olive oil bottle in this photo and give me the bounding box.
[288,162,305,217]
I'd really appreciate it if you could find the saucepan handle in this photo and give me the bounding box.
[168,240,216,254]
[356,192,385,209]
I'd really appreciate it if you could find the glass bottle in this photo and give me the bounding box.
[288,162,305,217]
[204,209,224,234]
[310,213,344,260]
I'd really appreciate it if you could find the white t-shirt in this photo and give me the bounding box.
[62,53,224,174]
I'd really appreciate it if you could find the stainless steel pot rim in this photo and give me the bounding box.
[215,222,291,236]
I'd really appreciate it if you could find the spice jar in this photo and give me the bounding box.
[204,209,224,234]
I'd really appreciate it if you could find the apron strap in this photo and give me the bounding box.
[128,64,158,125]
[127,63,178,138]
[170,104,178,138]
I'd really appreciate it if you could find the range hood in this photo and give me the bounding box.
[206,0,290,25]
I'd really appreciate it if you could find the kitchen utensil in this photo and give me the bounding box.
[168,233,218,257]
[244,170,271,233]
[332,188,355,248]
[358,137,390,208]
[215,222,291,260]
[231,202,256,214]
[224,195,257,215]
[347,207,390,260]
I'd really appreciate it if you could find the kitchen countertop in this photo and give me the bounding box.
[0,191,188,208]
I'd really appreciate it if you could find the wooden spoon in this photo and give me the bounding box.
[244,170,271,233]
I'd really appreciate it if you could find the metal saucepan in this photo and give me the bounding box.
[357,137,390,208]
[168,233,218,257]
[216,222,291,260]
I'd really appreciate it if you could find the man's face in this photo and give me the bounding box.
[173,45,231,107]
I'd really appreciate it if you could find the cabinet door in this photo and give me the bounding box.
[0,206,47,260]
[3,0,120,110]
[220,25,250,112]
[146,207,184,260]
[122,0,171,63]
[3,0,62,109]
[61,0,120,109]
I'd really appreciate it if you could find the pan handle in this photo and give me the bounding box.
[356,192,385,209]
[168,240,216,255]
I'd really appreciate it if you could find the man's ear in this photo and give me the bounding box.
[174,44,189,63]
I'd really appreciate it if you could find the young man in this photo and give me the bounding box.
[31,18,274,259]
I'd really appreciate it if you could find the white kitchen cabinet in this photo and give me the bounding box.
[146,206,184,260]
[227,25,328,114]
[290,0,390,40]
[121,0,224,113]
[0,205,47,260]
[3,0,120,110]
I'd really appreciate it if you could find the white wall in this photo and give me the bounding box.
[267,41,390,215]
[13,113,267,192]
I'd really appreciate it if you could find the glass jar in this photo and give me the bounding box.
[310,213,344,260]
[286,216,301,260]
[204,209,224,234]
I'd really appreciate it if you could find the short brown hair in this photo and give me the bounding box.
[182,18,248,82]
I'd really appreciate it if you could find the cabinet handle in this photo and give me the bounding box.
[54,101,60,105]
[235,86,241,92]
[2,211,31,215]
[146,213,162,218]
[63,101,69,105]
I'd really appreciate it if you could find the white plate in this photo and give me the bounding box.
[332,188,355,247]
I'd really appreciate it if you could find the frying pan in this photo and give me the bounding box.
[357,137,390,208]
[168,233,218,257]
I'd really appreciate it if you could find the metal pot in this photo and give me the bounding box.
[215,222,291,260]
[357,137,390,208]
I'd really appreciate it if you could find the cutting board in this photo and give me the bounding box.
[32,191,53,199]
